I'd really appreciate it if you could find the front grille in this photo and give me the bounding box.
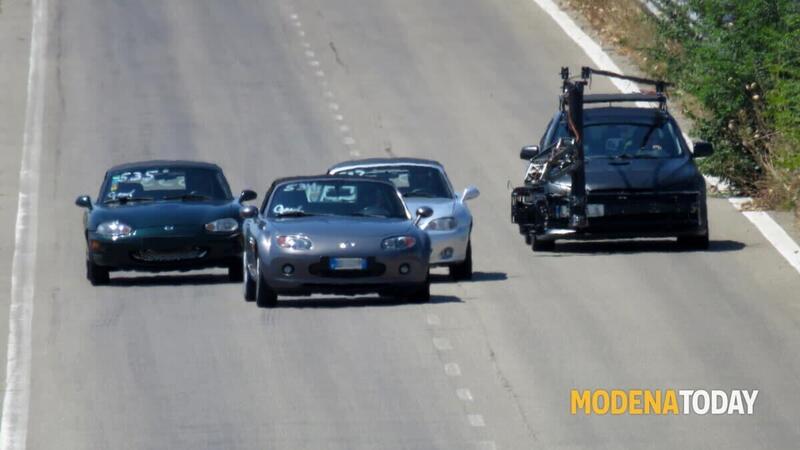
[131,247,208,262]
[586,192,700,232]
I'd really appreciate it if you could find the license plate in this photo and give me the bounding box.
[329,257,367,271]
[587,204,605,217]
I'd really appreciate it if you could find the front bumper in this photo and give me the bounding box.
[517,191,708,240]
[427,226,470,266]
[87,232,242,271]
[262,251,428,295]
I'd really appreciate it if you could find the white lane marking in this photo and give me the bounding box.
[304,50,315,58]
[343,136,356,146]
[349,149,361,157]
[730,198,800,273]
[334,114,344,121]
[427,314,440,326]
[444,363,461,376]
[456,388,474,402]
[290,13,298,20]
[325,91,335,99]
[477,441,497,450]
[315,70,325,77]
[534,0,800,277]
[339,124,349,132]
[302,42,311,48]
[293,21,302,27]
[309,60,320,67]
[298,30,305,37]
[328,102,339,111]
[433,337,452,351]
[1,0,48,449]
[468,414,486,427]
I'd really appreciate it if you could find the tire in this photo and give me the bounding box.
[524,233,532,245]
[228,259,244,282]
[402,275,431,304]
[255,259,278,308]
[531,235,556,252]
[678,233,709,250]
[86,260,110,286]
[242,255,256,301]
[449,241,473,281]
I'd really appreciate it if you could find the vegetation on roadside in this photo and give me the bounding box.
[561,0,800,217]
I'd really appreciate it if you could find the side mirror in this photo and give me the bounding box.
[75,195,92,210]
[240,205,259,219]
[461,186,480,202]
[519,145,540,160]
[692,141,714,158]
[414,206,434,225]
[239,189,257,203]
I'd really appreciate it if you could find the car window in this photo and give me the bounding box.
[267,180,407,219]
[332,165,453,198]
[549,118,685,159]
[100,167,232,202]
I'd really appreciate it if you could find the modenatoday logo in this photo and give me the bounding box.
[571,389,758,415]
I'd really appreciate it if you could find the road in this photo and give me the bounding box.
[2,0,800,448]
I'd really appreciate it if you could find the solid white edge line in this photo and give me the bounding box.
[0,0,47,449]
[531,0,800,277]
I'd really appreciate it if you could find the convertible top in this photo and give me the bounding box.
[106,160,223,173]
[328,157,444,173]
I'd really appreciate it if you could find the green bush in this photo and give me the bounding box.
[649,0,800,203]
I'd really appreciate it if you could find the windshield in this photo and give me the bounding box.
[333,165,453,198]
[100,167,232,203]
[266,180,408,219]
[550,119,685,159]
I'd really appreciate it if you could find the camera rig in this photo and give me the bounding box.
[511,67,670,234]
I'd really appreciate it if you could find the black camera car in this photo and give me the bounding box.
[511,67,713,251]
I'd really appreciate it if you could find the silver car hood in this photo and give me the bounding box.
[402,197,456,227]
[268,216,415,238]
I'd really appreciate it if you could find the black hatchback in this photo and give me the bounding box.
[75,160,257,284]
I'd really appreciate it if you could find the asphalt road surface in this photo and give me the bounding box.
[2,0,800,448]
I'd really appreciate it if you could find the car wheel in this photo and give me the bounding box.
[402,274,431,304]
[243,255,256,301]
[228,259,244,282]
[531,235,556,252]
[678,233,709,250]
[86,260,110,286]
[255,259,278,308]
[524,233,532,245]
[449,240,473,281]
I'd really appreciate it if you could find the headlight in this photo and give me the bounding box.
[424,217,457,231]
[381,235,417,250]
[205,218,239,233]
[276,235,313,250]
[96,221,133,239]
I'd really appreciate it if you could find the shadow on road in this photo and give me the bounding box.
[267,295,463,309]
[109,273,231,286]
[545,239,745,255]
[430,271,508,283]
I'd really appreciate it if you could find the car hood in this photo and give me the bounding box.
[554,157,703,192]
[268,216,415,238]
[402,197,456,225]
[88,201,239,230]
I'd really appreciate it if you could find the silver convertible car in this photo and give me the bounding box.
[328,158,479,280]
[240,176,433,307]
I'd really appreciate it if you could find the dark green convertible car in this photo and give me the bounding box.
[75,160,257,285]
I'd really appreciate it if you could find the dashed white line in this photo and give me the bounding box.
[304,50,315,58]
[293,21,302,27]
[325,91,335,99]
[456,388,474,402]
[1,0,48,448]
[444,363,461,376]
[290,13,298,20]
[427,314,441,326]
[309,60,320,67]
[477,441,497,450]
[315,70,325,77]
[433,337,453,351]
[298,30,305,37]
[338,124,349,132]
[468,414,486,427]
[343,136,356,146]
[334,114,344,121]
[328,102,339,111]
